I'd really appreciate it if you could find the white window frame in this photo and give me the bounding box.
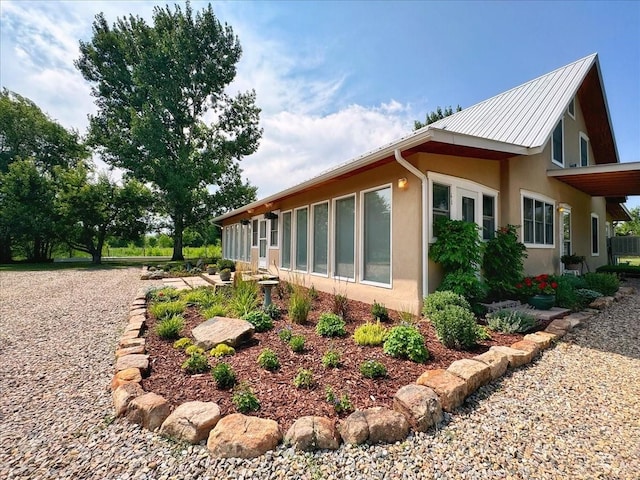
[552,118,564,167]
[567,97,575,119]
[268,210,280,249]
[591,213,600,257]
[427,172,498,243]
[279,210,292,270]
[579,132,589,167]
[332,192,357,282]
[251,219,259,248]
[293,206,309,273]
[310,201,330,278]
[520,189,555,249]
[359,184,393,289]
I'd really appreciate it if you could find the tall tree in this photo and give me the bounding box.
[76,2,261,261]
[414,105,462,130]
[615,206,640,236]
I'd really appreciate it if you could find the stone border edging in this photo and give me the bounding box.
[110,277,637,459]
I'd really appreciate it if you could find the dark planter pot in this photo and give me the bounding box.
[207,267,217,275]
[527,294,556,310]
[564,263,581,271]
[219,270,231,282]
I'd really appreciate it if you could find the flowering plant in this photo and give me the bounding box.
[515,274,558,297]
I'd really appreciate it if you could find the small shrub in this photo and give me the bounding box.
[316,313,347,337]
[309,285,319,300]
[257,348,280,371]
[438,270,487,305]
[576,288,603,304]
[555,276,583,311]
[583,272,619,296]
[263,303,282,320]
[430,305,482,350]
[243,310,274,332]
[149,300,186,320]
[278,326,293,342]
[353,321,388,346]
[325,386,353,414]
[486,310,537,333]
[371,301,390,322]
[212,362,237,389]
[181,352,210,374]
[398,307,415,324]
[321,349,342,368]
[422,291,471,318]
[173,337,192,350]
[180,288,217,307]
[332,292,349,320]
[229,278,260,317]
[359,360,387,379]
[217,258,236,271]
[185,345,205,356]
[289,335,306,353]
[232,383,260,413]
[156,315,184,340]
[293,368,315,389]
[289,287,312,324]
[210,344,236,357]
[383,325,429,363]
[147,286,180,302]
[201,304,228,319]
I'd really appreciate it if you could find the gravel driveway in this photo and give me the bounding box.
[1,268,638,479]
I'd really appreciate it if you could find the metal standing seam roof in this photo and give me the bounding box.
[425,53,598,148]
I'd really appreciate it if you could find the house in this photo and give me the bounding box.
[213,53,640,312]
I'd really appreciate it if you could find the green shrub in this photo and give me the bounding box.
[309,285,319,300]
[321,349,342,368]
[185,345,205,356]
[201,304,228,319]
[147,286,180,302]
[156,315,184,340]
[430,305,482,350]
[359,360,387,379]
[149,300,186,320]
[596,264,640,276]
[332,292,349,320]
[583,272,620,296]
[243,310,274,332]
[210,344,236,357]
[257,348,280,371]
[232,383,260,413]
[316,313,347,337]
[371,301,390,322]
[555,276,583,311]
[217,258,236,271]
[353,321,388,346]
[263,303,282,320]
[482,225,528,300]
[180,287,217,307]
[289,287,312,324]
[438,270,487,305]
[383,325,429,362]
[289,335,306,353]
[325,386,353,414]
[422,291,471,318]
[173,337,192,350]
[229,278,260,317]
[181,352,210,374]
[486,310,537,333]
[278,326,293,342]
[576,288,603,304]
[212,362,237,389]
[292,368,315,389]
[430,218,483,270]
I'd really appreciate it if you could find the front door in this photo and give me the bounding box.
[258,219,268,268]
[560,209,571,272]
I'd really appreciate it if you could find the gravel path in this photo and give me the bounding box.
[1,268,638,479]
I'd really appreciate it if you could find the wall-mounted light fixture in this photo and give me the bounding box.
[558,203,570,213]
[397,177,408,190]
[240,219,251,225]
[264,211,278,220]
[264,202,274,209]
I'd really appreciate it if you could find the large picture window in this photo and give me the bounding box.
[312,202,329,275]
[295,207,308,271]
[522,193,554,246]
[362,186,391,285]
[281,211,292,269]
[334,195,355,279]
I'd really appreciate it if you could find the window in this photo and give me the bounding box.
[567,98,575,119]
[334,195,355,279]
[522,192,554,246]
[258,220,267,261]
[269,217,279,247]
[562,210,571,257]
[281,211,292,269]
[591,213,599,256]
[312,202,329,275]
[579,132,589,167]
[362,186,391,285]
[552,119,564,166]
[432,183,450,236]
[295,207,308,271]
[251,219,258,247]
[482,195,495,240]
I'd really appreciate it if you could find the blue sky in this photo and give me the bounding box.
[1,0,639,207]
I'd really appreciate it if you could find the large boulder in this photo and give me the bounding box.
[160,401,221,444]
[192,317,255,349]
[207,414,282,459]
[338,407,409,445]
[284,416,341,451]
[416,369,467,412]
[393,384,443,432]
[126,392,171,432]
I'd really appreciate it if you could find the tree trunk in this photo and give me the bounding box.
[92,235,105,265]
[172,215,185,261]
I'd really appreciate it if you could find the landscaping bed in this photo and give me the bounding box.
[142,288,525,432]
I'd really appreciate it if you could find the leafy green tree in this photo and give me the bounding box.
[414,105,462,130]
[76,2,261,261]
[615,207,640,236]
[56,165,153,264]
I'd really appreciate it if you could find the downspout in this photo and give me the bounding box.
[394,149,429,299]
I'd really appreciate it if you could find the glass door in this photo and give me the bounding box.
[258,219,267,268]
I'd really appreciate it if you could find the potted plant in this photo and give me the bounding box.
[206,264,217,275]
[219,268,232,282]
[560,253,585,271]
[515,274,558,310]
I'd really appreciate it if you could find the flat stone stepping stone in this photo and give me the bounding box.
[192,317,254,349]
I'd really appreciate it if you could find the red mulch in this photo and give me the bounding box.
[142,289,525,432]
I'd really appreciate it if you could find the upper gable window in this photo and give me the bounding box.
[552,119,564,167]
[567,98,575,119]
[579,132,589,167]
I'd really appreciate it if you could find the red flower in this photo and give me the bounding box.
[538,282,547,290]
[525,278,532,286]
[516,283,522,289]
[551,282,558,289]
